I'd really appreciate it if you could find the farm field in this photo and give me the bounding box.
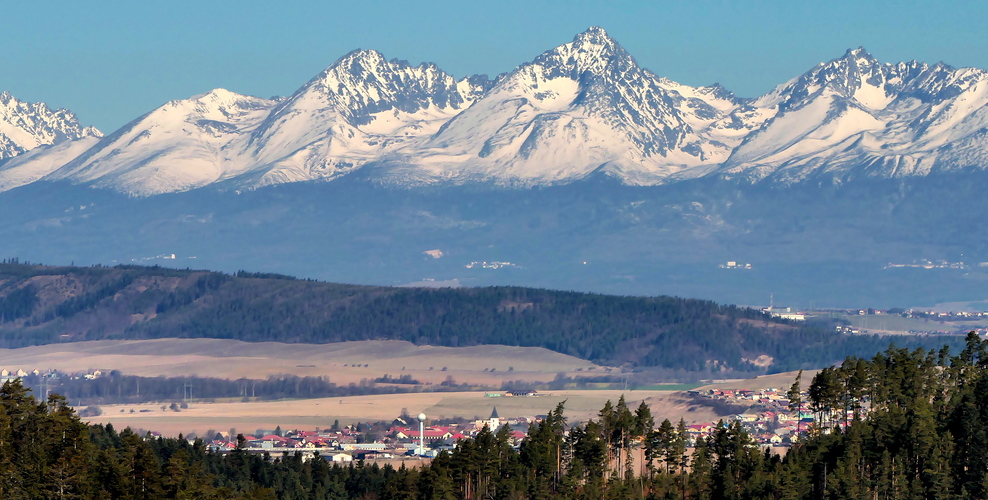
[82,389,723,437]
[0,338,599,386]
[837,314,988,334]
[695,370,816,391]
[0,339,810,437]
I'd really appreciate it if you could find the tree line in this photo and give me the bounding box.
[7,335,988,498]
[0,262,967,372]
[20,372,470,406]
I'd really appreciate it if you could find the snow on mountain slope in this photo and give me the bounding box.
[239,50,492,188]
[0,91,101,161]
[35,27,752,193]
[46,89,276,195]
[0,136,101,192]
[391,27,756,186]
[6,30,988,195]
[718,49,988,183]
[38,50,493,194]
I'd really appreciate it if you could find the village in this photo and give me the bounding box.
[0,365,863,462]
[198,405,531,462]
[682,386,828,448]
[186,384,840,464]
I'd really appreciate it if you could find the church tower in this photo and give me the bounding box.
[488,407,501,430]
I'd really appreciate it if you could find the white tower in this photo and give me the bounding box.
[488,407,500,430]
[417,412,427,456]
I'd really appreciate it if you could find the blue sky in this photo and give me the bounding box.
[4,0,985,131]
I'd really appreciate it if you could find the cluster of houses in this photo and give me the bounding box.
[204,407,529,462]
[0,367,62,386]
[200,386,840,465]
[1,368,35,378]
[464,261,518,270]
[200,382,874,465]
[683,387,849,447]
[884,259,967,270]
[1,367,101,382]
[829,306,988,335]
[839,307,988,320]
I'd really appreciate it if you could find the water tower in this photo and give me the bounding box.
[417,412,427,456]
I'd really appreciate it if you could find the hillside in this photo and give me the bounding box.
[0,262,962,373]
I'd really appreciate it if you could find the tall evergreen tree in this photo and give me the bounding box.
[787,369,803,441]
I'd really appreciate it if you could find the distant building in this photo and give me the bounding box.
[341,443,387,451]
[763,306,805,321]
[488,407,501,430]
[720,261,753,269]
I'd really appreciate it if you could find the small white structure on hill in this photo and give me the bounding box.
[763,306,805,321]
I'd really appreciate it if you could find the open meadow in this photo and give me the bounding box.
[81,389,724,436]
[695,370,815,391]
[0,339,807,436]
[0,338,598,386]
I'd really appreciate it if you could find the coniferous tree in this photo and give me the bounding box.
[5,335,988,499]
[787,369,803,440]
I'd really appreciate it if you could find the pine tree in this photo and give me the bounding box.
[597,399,615,479]
[631,399,653,479]
[787,369,803,441]
[613,396,635,478]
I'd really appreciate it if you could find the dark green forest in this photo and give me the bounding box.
[7,335,988,499]
[19,372,462,407]
[0,262,964,372]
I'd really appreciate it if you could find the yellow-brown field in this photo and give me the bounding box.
[82,389,724,436]
[695,370,817,391]
[0,339,800,437]
[0,338,599,386]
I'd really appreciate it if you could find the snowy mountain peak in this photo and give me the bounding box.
[8,32,988,196]
[401,27,758,187]
[178,88,274,117]
[755,47,899,114]
[571,26,618,49]
[0,91,102,161]
[842,46,874,60]
[40,88,277,196]
[296,49,490,126]
[191,87,256,102]
[336,48,387,67]
[533,26,634,79]
[721,46,988,184]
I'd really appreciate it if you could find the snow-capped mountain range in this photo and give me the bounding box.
[0,92,102,161]
[4,27,988,196]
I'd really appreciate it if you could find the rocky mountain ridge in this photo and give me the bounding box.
[0,91,101,161]
[2,28,988,195]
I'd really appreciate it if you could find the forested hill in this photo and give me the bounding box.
[0,262,961,373]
